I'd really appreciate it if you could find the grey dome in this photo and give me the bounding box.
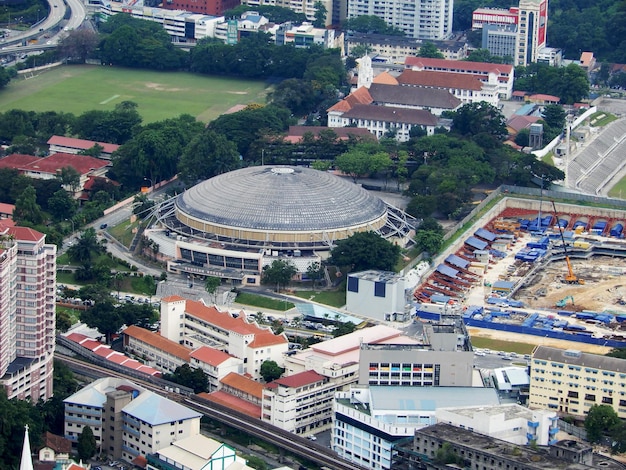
[175,166,387,232]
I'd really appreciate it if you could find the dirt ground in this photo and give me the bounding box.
[516,256,626,313]
[467,327,612,354]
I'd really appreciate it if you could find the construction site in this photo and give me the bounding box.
[413,196,626,351]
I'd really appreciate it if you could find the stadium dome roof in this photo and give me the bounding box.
[175,166,387,232]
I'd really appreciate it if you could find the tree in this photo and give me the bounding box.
[584,404,620,443]
[329,231,400,272]
[67,228,103,265]
[204,276,221,304]
[164,364,209,393]
[313,1,327,27]
[263,259,297,292]
[335,143,392,183]
[333,321,356,337]
[58,29,99,62]
[514,128,530,147]
[343,15,405,36]
[0,66,10,89]
[13,185,45,225]
[541,104,566,132]
[81,302,123,343]
[58,166,81,191]
[260,360,284,382]
[306,262,324,289]
[178,129,240,185]
[418,42,444,59]
[48,189,78,222]
[414,230,444,256]
[77,426,97,461]
[606,348,626,359]
[451,102,507,141]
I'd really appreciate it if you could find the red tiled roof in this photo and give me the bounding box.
[404,56,513,75]
[162,295,186,302]
[0,202,14,215]
[23,152,109,176]
[512,90,527,97]
[80,339,104,350]
[7,226,44,242]
[199,391,261,418]
[220,372,264,399]
[107,352,129,364]
[268,370,325,389]
[131,455,147,469]
[190,346,233,366]
[397,70,483,91]
[506,115,540,133]
[93,347,116,359]
[47,135,120,154]
[66,332,89,343]
[42,432,72,454]
[0,154,40,169]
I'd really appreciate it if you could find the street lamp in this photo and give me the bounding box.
[144,177,154,192]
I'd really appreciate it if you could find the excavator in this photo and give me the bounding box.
[551,201,585,285]
[556,296,575,307]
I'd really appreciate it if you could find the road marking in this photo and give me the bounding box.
[100,94,120,105]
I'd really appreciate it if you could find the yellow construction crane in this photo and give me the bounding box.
[551,201,585,285]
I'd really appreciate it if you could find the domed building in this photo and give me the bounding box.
[152,166,415,286]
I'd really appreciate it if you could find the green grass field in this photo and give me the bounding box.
[609,175,626,199]
[0,65,269,123]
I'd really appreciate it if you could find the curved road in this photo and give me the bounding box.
[1,0,85,50]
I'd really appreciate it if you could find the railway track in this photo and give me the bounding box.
[56,354,367,470]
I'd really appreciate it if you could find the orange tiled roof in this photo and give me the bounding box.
[199,390,261,418]
[42,432,72,454]
[267,370,325,389]
[190,346,234,366]
[372,71,399,85]
[123,325,191,361]
[220,372,264,399]
[248,330,287,348]
[162,295,186,302]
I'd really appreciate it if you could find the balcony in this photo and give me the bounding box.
[549,427,559,435]
[527,420,539,428]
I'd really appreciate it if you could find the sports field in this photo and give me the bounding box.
[0,65,269,123]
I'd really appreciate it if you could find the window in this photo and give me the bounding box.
[348,277,359,293]
[374,281,386,297]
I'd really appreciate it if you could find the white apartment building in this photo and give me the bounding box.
[262,370,334,434]
[333,386,501,470]
[0,225,56,401]
[160,296,288,380]
[404,56,515,99]
[529,346,626,418]
[347,0,453,40]
[63,377,201,461]
[346,33,468,63]
[242,0,334,26]
[436,404,559,446]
